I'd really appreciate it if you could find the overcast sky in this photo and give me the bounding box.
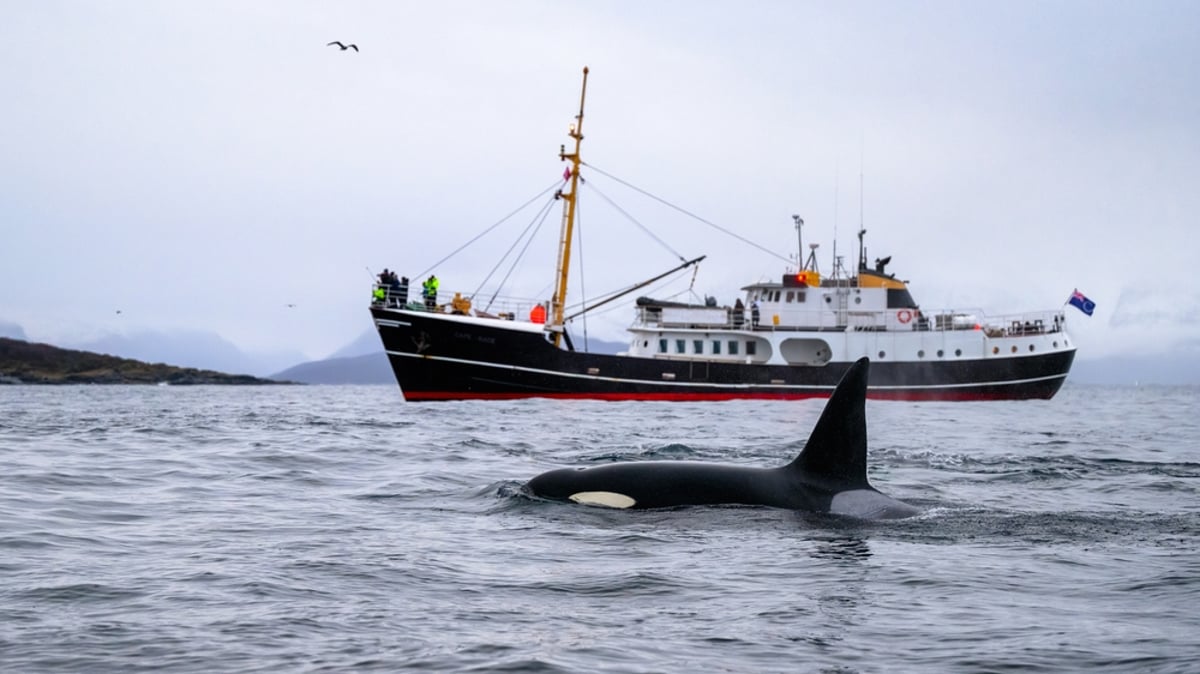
[2,1,1197,361]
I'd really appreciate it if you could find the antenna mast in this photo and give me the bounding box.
[793,214,804,270]
[832,170,839,281]
[858,144,866,271]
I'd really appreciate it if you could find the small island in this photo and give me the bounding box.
[0,337,292,385]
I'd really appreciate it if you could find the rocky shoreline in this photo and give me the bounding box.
[0,337,292,385]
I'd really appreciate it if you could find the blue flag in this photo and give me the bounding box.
[1068,289,1095,316]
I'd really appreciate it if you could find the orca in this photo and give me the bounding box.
[524,357,919,519]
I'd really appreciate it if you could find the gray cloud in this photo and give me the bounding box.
[2,1,1196,361]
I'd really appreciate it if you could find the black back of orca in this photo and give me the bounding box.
[524,357,919,519]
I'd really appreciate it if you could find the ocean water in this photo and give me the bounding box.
[1,383,1198,673]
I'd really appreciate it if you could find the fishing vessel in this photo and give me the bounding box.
[369,68,1076,401]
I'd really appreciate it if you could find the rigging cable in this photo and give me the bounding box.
[480,195,559,311]
[414,179,564,281]
[582,162,793,265]
[574,194,588,350]
[583,180,686,262]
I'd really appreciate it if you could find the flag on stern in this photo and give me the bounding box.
[1068,289,1096,316]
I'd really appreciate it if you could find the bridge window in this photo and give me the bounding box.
[746,342,757,356]
[693,339,703,354]
[675,339,686,354]
[712,340,721,355]
[729,340,739,355]
[658,339,668,353]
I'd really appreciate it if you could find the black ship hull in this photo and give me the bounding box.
[372,308,1075,401]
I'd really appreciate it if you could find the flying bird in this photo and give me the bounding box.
[326,41,359,52]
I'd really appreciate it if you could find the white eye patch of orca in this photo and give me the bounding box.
[569,491,637,509]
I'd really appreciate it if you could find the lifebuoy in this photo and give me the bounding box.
[897,309,913,324]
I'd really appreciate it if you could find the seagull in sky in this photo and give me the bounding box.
[285,304,297,308]
[326,41,359,52]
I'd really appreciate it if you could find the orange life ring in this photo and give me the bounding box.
[897,309,913,324]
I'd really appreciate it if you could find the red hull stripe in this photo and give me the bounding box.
[401,390,1052,402]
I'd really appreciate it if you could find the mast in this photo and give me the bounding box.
[551,66,589,346]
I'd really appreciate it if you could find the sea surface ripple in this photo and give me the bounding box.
[1,383,1198,672]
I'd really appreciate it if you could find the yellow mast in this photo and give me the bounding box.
[551,66,589,347]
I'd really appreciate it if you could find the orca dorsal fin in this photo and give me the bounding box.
[787,357,871,489]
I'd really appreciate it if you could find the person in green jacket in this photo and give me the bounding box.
[422,274,439,311]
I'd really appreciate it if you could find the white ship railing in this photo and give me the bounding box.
[372,284,1068,338]
[371,284,546,321]
[633,304,1068,336]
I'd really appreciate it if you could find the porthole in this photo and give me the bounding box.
[955,349,962,357]
[878,351,886,359]
[825,296,832,303]
[918,350,925,358]
[1053,341,1059,348]
[1011,345,1018,353]
[1064,339,1070,347]
[854,297,862,304]
[1029,344,1035,352]
[937,349,944,358]
[993,346,999,355]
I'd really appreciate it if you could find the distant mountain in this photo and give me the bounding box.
[326,329,384,359]
[270,333,626,384]
[0,337,287,385]
[578,337,626,355]
[67,329,307,377]
[0,320,26,341]
[271,352,393,384]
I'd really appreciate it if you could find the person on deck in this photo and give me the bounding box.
[751,299,761,328]
[393,275,409,307]
[422,275,440,311]
[733,298,745,328]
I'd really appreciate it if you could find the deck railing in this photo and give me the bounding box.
[635,304,1068,336]
[371,284,544,321]
[373,284,1068,339]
